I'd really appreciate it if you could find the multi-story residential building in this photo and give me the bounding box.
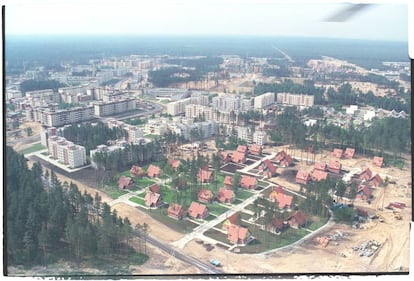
[253,130,268,145]
[48,136,87,168]
[212,95,252,113]
[237,126,253,143]
[28,106,95,127]
[185,104,238,125]
[107,119,144,143]
[276,93,314,107]
[170,121,218,141]
[254,92,275,109]
[93,98,136,117]
[144,118,169,135]
[40,127,57,147]
[167,95,209,115]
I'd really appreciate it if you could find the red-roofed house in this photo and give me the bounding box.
[280,154,293,167]
[332,148,343,159]
[266,218,288,234]
[148,183,160,193]
[167,203,184,220]
[314,162,327,171]
[198,168,213,183]
[188,202,209,219]
[275,150,288,162]
[144,191,163,208]
[219,151,231,163]
[312,169,328,182]
[130,165,145,178]
[198,189,214,203]
[262,159,277,178]
[357,185,373,201]
[249,144,262,156]
[288,210,307,229]
[147,164,161,178]
[373,156,384,167]
[269,186,285,202]
[240,175,257,189]
[223,213,240,231]
[118,176,134,189]
[296,170,310,185]
[328,160,341,174]
[359,168,372,181]
[369,174,383,187]
[217,188,235,204]
[231,151,246,164]
[227,224,251,245]
[168,159,181,170]
[237,145,248,155]
[344,148,355,159]
[273,193,293,209]
[224,176,234,189]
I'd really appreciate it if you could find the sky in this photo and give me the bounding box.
[4,0,410,42]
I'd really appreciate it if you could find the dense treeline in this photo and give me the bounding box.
[63,122,126,153]
[254,80,325,105]
[20,79,67,94]
[148,67,201,87]
[165,57,223,73]
[268,107,410,159]
[262,67,291,77]
[6,146,148,267]
[327,83,410,113]
[327,72,400,90]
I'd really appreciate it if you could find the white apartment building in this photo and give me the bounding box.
[48,136,87,168]
[93,98,136,117]
[253,130,268,145]
[254,92,275,109]
[237,126,253,143]
[212,95,252,113]
[276,93,314,107]
[29,106,95,127]
[144,118,168,135]
[167,95,209,116]
[185,104,237,125]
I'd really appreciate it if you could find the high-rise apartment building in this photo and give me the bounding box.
[48,136,87,168]
[276,93,314,107]
[254,92,275,109]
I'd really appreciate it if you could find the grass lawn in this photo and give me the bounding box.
[19,143,45,155]
[109,190,129,199]
[239,225,309,254]
[307,217,329,231]
[204,229,230,245]
[129,196,146,206]
[145,209,198,234]
[206,203,230,216]
[134,177,156,188]
[160,185,175,204]
[236,189,254,200]
[257,180,270,187]
[204,214,217,221]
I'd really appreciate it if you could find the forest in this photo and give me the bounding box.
[20,79,67,94]
[5,146,148,269]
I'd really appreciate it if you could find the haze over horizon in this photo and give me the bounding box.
[5,0,408,42]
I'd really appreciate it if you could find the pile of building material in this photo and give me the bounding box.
[352,240,382,257]
[316,236,330,248]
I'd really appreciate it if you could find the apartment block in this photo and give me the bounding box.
[254,92,275,109]
[30,106,95,127]
[276,93,314,107]
[48,136,87,168]
[93,98,136,117]
[212,95,252,113]
[167,95,209,116]
[237,126,253,143]
[253,130,268,145]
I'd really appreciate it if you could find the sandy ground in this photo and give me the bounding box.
[19,121,43,136]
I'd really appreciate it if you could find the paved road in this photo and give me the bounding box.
[135,230,222,274]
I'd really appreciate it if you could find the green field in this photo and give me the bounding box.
[19,143,45,155]
[206,203,230,216]
[236,189,254,200]
[129,196,146,206]
[204,229,230,245]
[109,190,129,199]
[307,217,329,231]
[145,209,199,234]
[134,177,156,188]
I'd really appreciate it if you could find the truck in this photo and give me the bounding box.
[210,259,221,267]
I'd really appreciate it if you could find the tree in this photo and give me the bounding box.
[24,127,33,136]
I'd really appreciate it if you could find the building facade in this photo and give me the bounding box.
[276,93,314,107]
[48,136,87,168]
[254,92,275,109]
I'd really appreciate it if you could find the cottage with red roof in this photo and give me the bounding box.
[266,217,288,234]
[227,224,251,245]
[296,170,310,185]
[262,159,277,178]
[273,193,293,209]
[198,189,214,203]
[328,160,341,174]
[373,156,384,167]
[168,159,181,170]
[237,145,248,155]
[167,203,184,220]
[217,188,235,204]
[197,168,213,183]
[312,169,328,182]
[332,148,343,159]
[275,150,288,162]
[359,168,372,181]
[344,148,355,159]
[288,210,307,229]
[147,164,161,178]
[130,165,145,178]
[118,175,134,189]
[231,151,246,164]
[249,144,262,156]
[224,176,234,189]
[369,174,383,187]
[188,202,209,219]
[148,183,160,193]
[144,191,163,208]
[223,213,240,231]
[357,185,373,201]
[269,186,285,202]
[240,175,257,189]
[219,151,231,163]
[280,154,293,167]
[314,162,327,171]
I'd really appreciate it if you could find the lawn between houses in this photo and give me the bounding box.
[19,143,45,155]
